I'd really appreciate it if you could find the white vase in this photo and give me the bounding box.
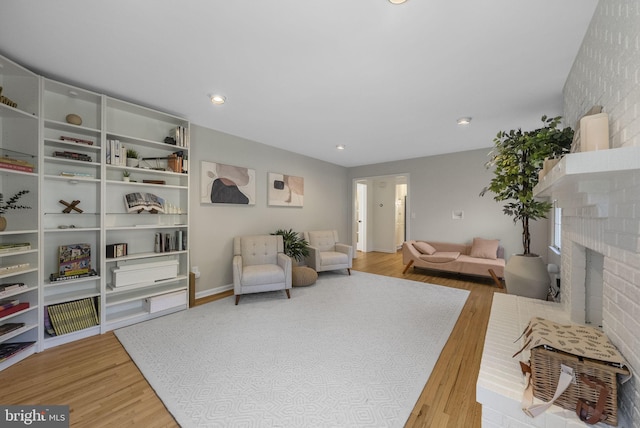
[504,254,550,300]
[126,158,138,167]
[122,176,130,182]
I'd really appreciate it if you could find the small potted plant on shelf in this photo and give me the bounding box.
[0,190,31,231]
[271,228,309,264]
[126,149,139,167]
[481,115,573,300]
[122,170,131,182]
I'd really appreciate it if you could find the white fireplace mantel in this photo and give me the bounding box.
[533,147,640,217]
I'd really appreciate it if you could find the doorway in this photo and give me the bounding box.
[352,174,409,254]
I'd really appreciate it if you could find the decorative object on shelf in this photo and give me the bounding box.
[65,113,82,126]
[0,190,31,231]
[59,199,83,213]
[126,149,140,167]
[268,172,304,207]
[0,86,18,108]
[570,106,609,153]
[271,228,309,263]
[481,116,573,300]
[106,243,128,258]
[201,161,255,205]
[122,170,130,182]
[124,192,165,213]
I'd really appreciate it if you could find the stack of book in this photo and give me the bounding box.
[49,243,97,282]
[0,298,29,319]
[0,263,30,275]
[0,342,35,362]
[0,283,26,297]
[45,297,99,336]
[0,243,31,254]
[52,151,92,162]
[0,155,35,173]
[0,322,25,337]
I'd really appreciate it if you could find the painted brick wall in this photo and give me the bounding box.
[563,2,640,426]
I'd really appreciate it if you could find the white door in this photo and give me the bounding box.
[356,182,367,252]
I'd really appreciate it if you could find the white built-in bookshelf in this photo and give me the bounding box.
[0,53,190,368]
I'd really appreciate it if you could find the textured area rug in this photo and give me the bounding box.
[115,271,469,427]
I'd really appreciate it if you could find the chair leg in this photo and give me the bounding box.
[347,268,351,275]
[285,289,290,299]
[235,295,240,305]
[402,260,414,274]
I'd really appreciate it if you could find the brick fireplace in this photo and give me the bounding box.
[535,148,640,426]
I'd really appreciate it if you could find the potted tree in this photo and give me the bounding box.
[271,228,309,264]
[481,115,573,299]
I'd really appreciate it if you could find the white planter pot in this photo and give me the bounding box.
[504,254,550,300]
[126,158,138,167]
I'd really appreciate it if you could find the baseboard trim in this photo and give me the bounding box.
[196,284,233,300]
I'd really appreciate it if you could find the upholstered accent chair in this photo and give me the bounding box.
[303,230,353,275]
[233,235,292,305]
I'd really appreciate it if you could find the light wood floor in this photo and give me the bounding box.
[0,251,503,427]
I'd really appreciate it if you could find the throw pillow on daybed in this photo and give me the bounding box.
[413,241,436,255]
[469,237,499,260]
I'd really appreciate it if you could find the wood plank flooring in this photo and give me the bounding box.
[0,251,503,427]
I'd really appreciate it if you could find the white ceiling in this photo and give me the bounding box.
[0,0,598,167]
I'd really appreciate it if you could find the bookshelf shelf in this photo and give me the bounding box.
[105,250,187,263]
[0,323,37,342]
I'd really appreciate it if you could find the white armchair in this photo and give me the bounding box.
[303,230,353,275]
[233,235,292,305]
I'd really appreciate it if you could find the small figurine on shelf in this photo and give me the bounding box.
[122,170,130,182]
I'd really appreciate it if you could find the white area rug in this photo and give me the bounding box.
[115,271,469,427]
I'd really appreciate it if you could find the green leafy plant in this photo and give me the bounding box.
[122,170,131,177]
[0,190,31,215]
[126,149,139,159]
[272,228,309,262]
[481,116,573,255]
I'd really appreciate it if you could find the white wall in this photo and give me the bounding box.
[562,1,640,425]
[348,148,548,261]
[189,125,349,294]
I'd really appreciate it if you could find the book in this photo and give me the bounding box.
[52,151,92,162]
[0,322,25,336]
[58,244,91,277]
[0,342,35,362]
[124,192,164,213]
[0,302,29,318]
[0,299,19,311]
[43,306,56,336]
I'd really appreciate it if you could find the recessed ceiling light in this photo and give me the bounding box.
[210,94,226,105]
[389,0,407,4]
[457,117,472,125]
[336,144,346,150]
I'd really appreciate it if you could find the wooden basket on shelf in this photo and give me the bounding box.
[517,317,631,426]
[530,346,629,426]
